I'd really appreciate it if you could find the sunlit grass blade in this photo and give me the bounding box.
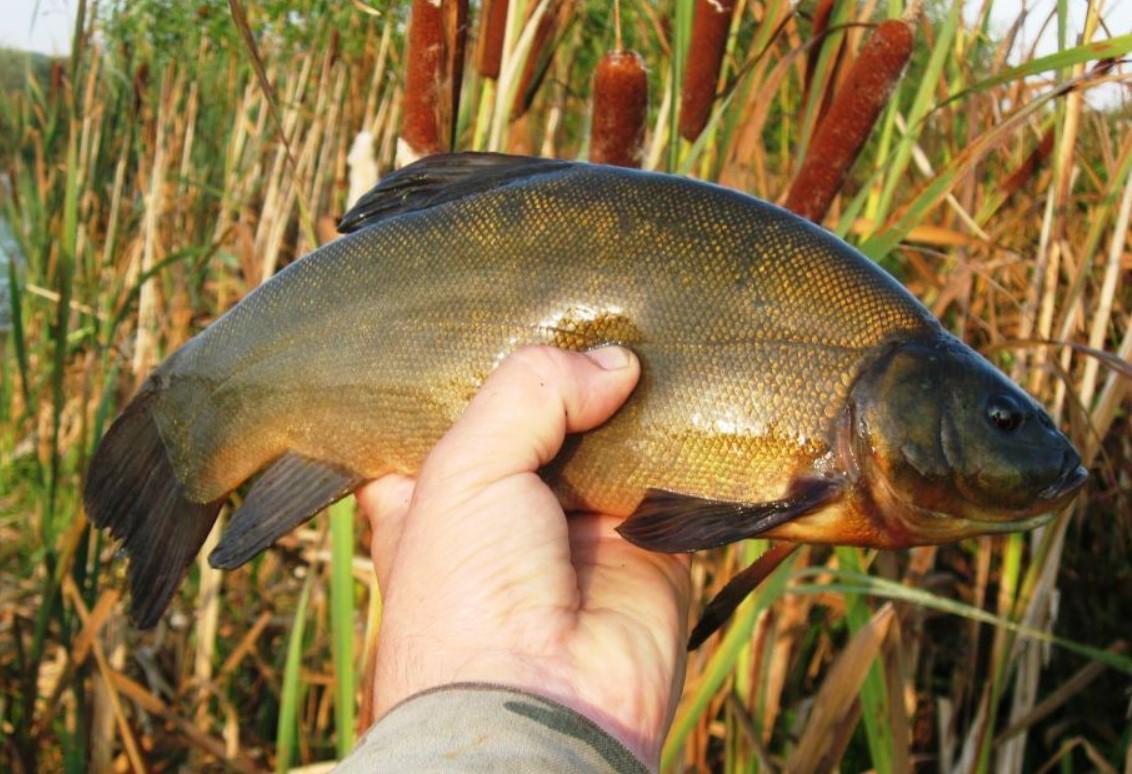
[859,68,1082,259]
[662,542,797,770]
[329,497,357,757]
[833,546,894,774]
[870,0,960,229]
[784,603,895,773]
[939,32,1132,107]
[791,569,1132,675]
[276,564,315,773]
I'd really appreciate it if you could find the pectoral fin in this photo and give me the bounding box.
[615,477,843,553]
[687,543,800,650]
[209,452,363,570]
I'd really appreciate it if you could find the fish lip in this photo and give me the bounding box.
[1038,461,1088,501]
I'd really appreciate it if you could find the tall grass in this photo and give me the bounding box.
[1,1,1129,771]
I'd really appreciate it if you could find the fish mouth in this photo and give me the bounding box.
[1038,450,1088,502]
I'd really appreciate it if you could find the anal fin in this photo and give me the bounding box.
[687,543,799,650]
[615,477,843,553]
[209,452,363,570]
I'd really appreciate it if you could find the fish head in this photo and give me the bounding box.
[849,336,1087,545]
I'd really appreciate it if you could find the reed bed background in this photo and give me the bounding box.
[1,0,1130,771]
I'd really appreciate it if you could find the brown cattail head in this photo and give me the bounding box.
[590,50,648,168]
[401,0,469,160]
[477,0,509,79]
[784,19,914,223]
[679,0,736,142]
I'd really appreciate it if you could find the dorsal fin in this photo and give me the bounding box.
[338,153,573,233]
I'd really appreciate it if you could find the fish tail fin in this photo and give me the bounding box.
[83,388,223,628]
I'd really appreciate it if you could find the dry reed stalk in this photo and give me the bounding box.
[1001,127,1055,199]
[760,600,800,739]
[356,576,383,733]
[263,49,339,275]
[132,64,174,379]
[307,65,348,244]
[347,131,379,208]
[33,585,118,750]
[1017,13,1100,396]
[642,58,672,171]
[302,68,340,220]
[1050,133,1132,390]
[678,0,735,142]
[840,0,882,84]
[1078,168,1132,407]
[477,0,510,79]
[209,78,257,250]
[253,58,313,281]
[538,90,563,157]
[487,0,549,150]
[998,44,1108,774]
[378,86,402,167]
[717,0,796,193]
[399,0,469,164]
[589,50,648,167]
[785,604,896,773]
[783,19,914,222]
[108,671,262,773]
[1085,321,1132,466]
[510,0,570,121]
[892,112,989,241]
[192,519,224,729]
[63,578,147,774]
[91,618,125,774]
[176,48,204,200]
[881,619,912,772]
[996,640,1128,747]
[362,15,395,133]
[802,0,834,111]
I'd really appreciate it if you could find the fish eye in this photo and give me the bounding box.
[986,395,1024,433]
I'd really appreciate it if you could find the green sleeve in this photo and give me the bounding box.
[333,683,651,773]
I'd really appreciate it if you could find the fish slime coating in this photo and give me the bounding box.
[84,154,1087,634]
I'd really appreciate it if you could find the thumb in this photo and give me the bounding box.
[418,345,640,497]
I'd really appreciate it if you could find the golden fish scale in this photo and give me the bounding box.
[153,166,937,513]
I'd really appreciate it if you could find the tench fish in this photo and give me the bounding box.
[85,153,1087,637]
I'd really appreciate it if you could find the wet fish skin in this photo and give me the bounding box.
[83,153,1086,628]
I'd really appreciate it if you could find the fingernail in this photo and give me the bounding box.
[585,346,632,370]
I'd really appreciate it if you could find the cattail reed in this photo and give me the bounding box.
[1001,127,1055,199]
[802,0,835,115]
[678,0,735,142]
[784,19,914,222]
[400,0,469,163]
[590,49,648,167]
[511,0,570,120]
[476,0,509,79]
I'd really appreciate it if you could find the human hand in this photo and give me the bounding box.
[357,346,692,769]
